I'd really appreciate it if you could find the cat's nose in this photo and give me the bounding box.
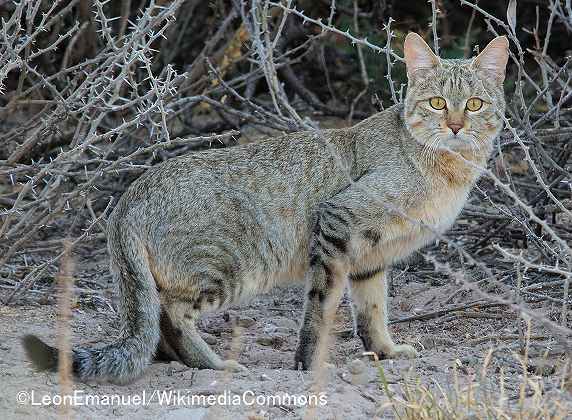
[447,123,463,135]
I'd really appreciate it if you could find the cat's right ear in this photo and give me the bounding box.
[403,33,440,79]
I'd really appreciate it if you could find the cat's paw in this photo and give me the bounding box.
[385,344,418,359]
[220,359,248,373]
[293,351,311,370]
[294,343,315,370]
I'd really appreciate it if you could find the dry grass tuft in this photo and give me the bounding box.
[378,348,571,420]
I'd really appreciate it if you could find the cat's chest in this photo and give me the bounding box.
[347,183,473,272]
[410,185,470,232]
[375,185,470,265]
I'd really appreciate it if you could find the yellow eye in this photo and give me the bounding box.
[429,97,446,110]
[466,97,483,111]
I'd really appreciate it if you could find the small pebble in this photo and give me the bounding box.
[237,316,256,328]
[272,318,298,330]
[166,363,176,376]
[202,333,217,345]
[461,355,478,366]
[348,359,366,375]
[349,359,368,385]
[256,336,285,348]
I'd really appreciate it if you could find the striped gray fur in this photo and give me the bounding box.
[23,33,508,382]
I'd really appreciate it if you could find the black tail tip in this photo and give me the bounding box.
[22,335,59,372]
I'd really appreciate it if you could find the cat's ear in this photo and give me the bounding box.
[403,33,440,78]
[472,36,509,83]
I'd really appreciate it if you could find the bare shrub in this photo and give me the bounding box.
[1,0,570,414]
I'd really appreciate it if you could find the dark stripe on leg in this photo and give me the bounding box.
[320,232,348,254]
[362,229,380,246]
[349,266,383,282]
[307,287,326,303]
[323,208,351,227]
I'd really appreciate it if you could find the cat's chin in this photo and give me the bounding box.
[437,136,486,155]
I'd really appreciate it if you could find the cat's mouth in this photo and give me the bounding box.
[411,126,488,156]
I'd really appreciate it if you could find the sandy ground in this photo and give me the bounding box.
[1,244,570,419]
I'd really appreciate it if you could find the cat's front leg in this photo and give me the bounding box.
[349,269,418,360]
[294,261,347,370]
[295,202,351,370]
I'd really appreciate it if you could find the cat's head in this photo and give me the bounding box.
[402,32,508,155]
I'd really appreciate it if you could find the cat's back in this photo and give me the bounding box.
[124,105,406,203]
[352,103,404,133]
[109,126,357,230]
[143,127,348,182]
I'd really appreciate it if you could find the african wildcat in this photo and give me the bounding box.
[23,33,508,384]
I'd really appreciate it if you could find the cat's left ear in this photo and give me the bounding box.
[472,36,509,83]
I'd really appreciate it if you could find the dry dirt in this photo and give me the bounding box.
[0,240,570,419]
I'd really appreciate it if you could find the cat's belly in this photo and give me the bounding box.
[231,219,310,302]
[378,228,440,266]
[235,262,308,302]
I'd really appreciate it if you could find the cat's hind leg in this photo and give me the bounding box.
[349,268,418,359]
[153,308,182,363]
[160,301,246,372]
